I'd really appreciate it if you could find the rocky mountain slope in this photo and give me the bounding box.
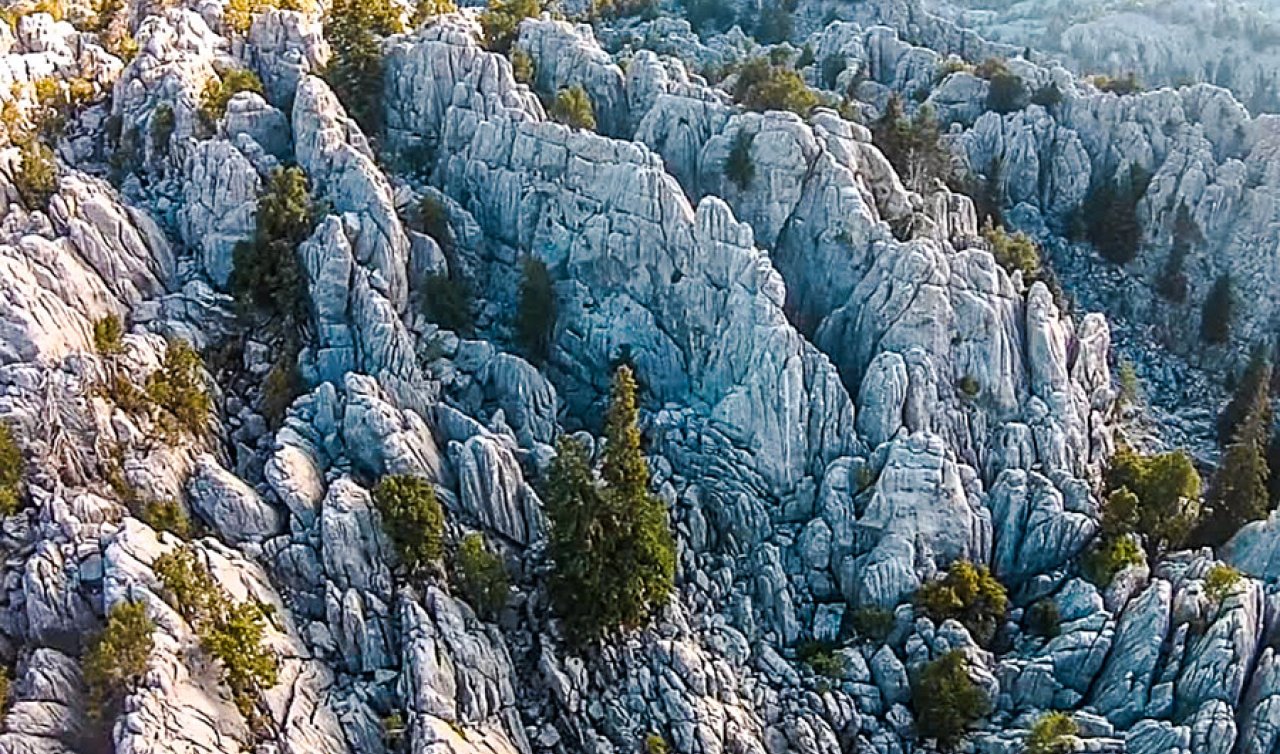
[0,0,1276,754]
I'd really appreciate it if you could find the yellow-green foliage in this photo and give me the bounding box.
[84,601,154,721]
[1083,529,1144,586]
[412,0,455,26]
[480,0,539,54]
[1104,444,1202,555]
[0,423,23,516]
[1025,711,1078,754]
[732,56,820,115]
[200,69,264,124]
[511,48,535,85]
[93,314,125,355]
[911,650,990,750]
[549,85,596,131]
[546,366,676,643]
[372,475,446,572]
[915,560,1008,646]
[15,139,58,209]
[0,666,9,714]
[455,532,509,617]
[1205,563,1242,605]
[154,546,278,717]
[224,0,303,35]
[645,734,669,754]
[983,222,1041,283]
[145,339,213,437]
[137,498,193,539]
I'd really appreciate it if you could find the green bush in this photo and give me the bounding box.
[1025,711,1078,754]
[957,374,980,398]
[150,104,175,157]
[1083,531,1144,585]
[145,339,213,437]
[1105,445,1202,556]
[15,139,58,209]
[324,0,402,136]
[851,606,895,643]
[1117,359,1141,406]
[819,54,846,91]
[546,366,676,643]
[1025,599,1060,638]
[1078,165,1149,265]
[1204,563,1242,606]
[985,70,1027,113]
[797,641,846,678]
[137,498,193,539]
[154,546,278,718]
[422,272,475,335]
[372,475,445,572]
[261,350,302,429]
[1030,82,1063,108]
[0,667,9,715]
[725,128,754,190]
[1201,273,1233,344]
[0,424,22,517]
[911,650,990,751]
[732,57,820,115]
[1094,72,1142,95]
[516,256,556,365]
[915,560,1007,646]
[983,222,1041,282]
[84,601,154,721]
[93,314,125,356]
[645,734,669,754]
[511,48,535,85]
[200,69,264,124]
[455,532,509,617]
[230,166,318,325]
[1159,203,1201,302]
[549,85,596,131]
[480,0,538,54]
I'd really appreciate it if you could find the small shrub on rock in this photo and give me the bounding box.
[145,339,213,437]
[911,650,990,751]
[1083,530,1144,585]
[1025,711,1078,754]
[15,140,58,209]
[412,0,455,26]
[549,85,596,131]
[422,272,475,335]
[455,532,509,617]
[200,69,264,125]
[0,423,23,516]
[372,475,445,572]
[1104,445,1202,556]
[725,128,754,190]
[150,104,175,157]
[916,560,1008,645]
[983,222,1041,283]
[872,96,952,192]
[1025,599,1060,638]
[851,606,895,643]
[93,314,125,355]
[797,641,845,678]
[417,194,455,252]
[84,601,154,721]
[1094,72,1142,95]
[1030,82,1062,108]
[511,48,535,85]
[645,734,669,754]
[1204,563,1242,606]
[137,498,193,539]
[154,546,278,717]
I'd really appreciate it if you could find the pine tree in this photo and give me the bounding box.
[1199,357,1273,545]
[1217,348,1273,446]
[323,0,402,137]
[546,366,675,643]
[516,256,556,365]
[1201,273,1234,343]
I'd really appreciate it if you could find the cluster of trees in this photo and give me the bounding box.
[1195,349,1277,545]
[545,366,676,643]
[982,221,1042,283]
[872,95,953,193]
[155,546,279,720]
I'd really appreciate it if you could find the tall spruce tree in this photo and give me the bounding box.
[1199,355,1274,545]
[546,366,675,643]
